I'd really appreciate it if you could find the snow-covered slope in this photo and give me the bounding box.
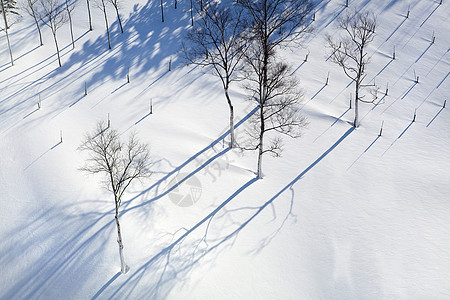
[1,0,449,299]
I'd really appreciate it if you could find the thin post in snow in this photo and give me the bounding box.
[84,82,88,96]
[393,46,396,60]
[169,58,172,71]
[378,121,384,136]
[108,113,110,128]
[349,93,352,109]
[127,68,130,83]
[345,0,348,7]
[150,98,153,114]
[443,100,446,108]
[431,31,435,44]
[190,0,194,26]
[38,94,41,109]
[439,0,442,5]
[312,13,315,21]
[406,5,410,18]
[60,130,63,143]
[304,52,309,62]
[385,82,389,95]
[412,108,417,122]
[326,71,329,85]
[174,0,177,9]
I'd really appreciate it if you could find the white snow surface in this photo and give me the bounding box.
[1,0,449,299]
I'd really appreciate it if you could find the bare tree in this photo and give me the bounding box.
[237,0,313,178]
[86,0,92,31]
[327,11,377,128]
[243,55,308,178]
[38,0,68,67]
[22,0,43,46]
[184,3,247,148]
[65,0,75,49]
[96,0,111,49]
[107,0,123,33]
[79,122,152,274]
[1,0,16,65]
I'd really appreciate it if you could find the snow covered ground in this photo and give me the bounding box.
[1,0,449,299]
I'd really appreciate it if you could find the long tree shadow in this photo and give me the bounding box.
[314,108,351,142]
[120,105,259,211]
[94,127,355,298]
[0,199,116,299]
[106,177,258,299]
[1,0,194,123]
[54,0,193,99]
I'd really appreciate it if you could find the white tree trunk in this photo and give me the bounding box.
[86,0,92,31]
[230,108,235,148]
[115,215,129,274]
[224,88,235,148]
[257,132,263,179]
[101,0,111,49]
[52,31,62,67]
[1,0,13,66]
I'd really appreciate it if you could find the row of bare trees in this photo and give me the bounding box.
[185,0,314,179]
[24,0,376,274]
[185,0,377,179]
[1,0,124,67]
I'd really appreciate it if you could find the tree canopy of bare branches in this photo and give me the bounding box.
[327,10,377,128]
[184,2,247,148]
[237,0,312,178]
[79,122,152,273]
[37,0,68,67]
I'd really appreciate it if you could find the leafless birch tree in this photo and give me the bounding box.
[237,0,312,178]
[107,0,123,33]
[38,0,68,67]
[79,122,152,274]
[184,2,247,148]
[65,0,75,49]
[242,54,308,178]
[1,0,15,65]
[327,11,377,128]
[96,0,111,49]
[23,0,43,46]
